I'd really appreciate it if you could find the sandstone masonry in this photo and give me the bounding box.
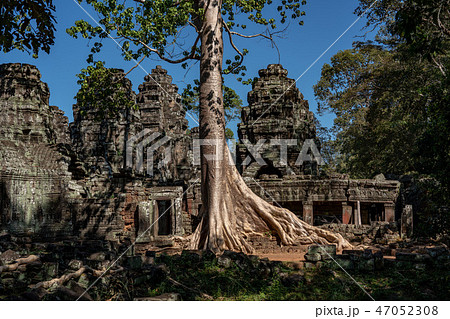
[0,63,407,250]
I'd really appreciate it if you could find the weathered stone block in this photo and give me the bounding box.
[217,256,232,268]
[307,245,321,255]
[68,259,83,271]
[305,253,321,262]
[88,252,107,261]
[426,247,447,258]
[134,293,182,301]
[0,249,19,265]
[303,262,316,269]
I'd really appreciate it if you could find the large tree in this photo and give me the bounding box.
[315,0,450,190]
[68,0,349,253]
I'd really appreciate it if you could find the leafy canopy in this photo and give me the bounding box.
[67,0,306,73]
[76,61,137,119]
[0,0,56,57]
[67,0,307,117]
[356,0,450,72]
[315,0,450,190]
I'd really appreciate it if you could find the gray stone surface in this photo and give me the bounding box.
[0,62,404,250]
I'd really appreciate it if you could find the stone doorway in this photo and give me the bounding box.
[156,199,172,236]
[313,201,342,225]
[136,186,184,242]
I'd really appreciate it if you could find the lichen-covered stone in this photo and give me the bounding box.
[237,64,317,178]
[0,63,80,238]
[0,62,403,250]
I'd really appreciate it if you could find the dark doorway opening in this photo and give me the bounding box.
[313,201,342,225]
[157,200,172,236]
[191,204,202,233]
[368,203,384,223]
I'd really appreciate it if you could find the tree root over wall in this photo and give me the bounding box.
[190,150,352,254]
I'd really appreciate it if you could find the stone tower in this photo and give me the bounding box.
[136,65,192,182]
[70,69,141,177]
[0,63,77,237]
[237,64,318,179]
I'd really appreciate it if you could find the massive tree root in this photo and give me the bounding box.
[191,4,350,255]
[190,150,351,254]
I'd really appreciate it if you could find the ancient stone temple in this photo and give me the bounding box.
[237,64,318,177]
[237,64,400,227]
[70,69,141,177]
[69,66,194,244]
[0,62,404,249]
[0,63,195,247]
[136,65,193,183]
[0,63,81,238]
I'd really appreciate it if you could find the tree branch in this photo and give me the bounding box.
[133,0,187,7]
[223,22,244,72]
[123,55,146,77]
[228,29,272,40]
[121,34,200,64]
[431,55,446,76]
[224,24,285,65]
[436,4,450,37]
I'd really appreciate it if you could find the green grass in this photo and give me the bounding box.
[2,251,448,301]
[130,253,449,301]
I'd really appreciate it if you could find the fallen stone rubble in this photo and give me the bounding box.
[0,236,297,301]
[1,233,449,301]
[303,244,450,271]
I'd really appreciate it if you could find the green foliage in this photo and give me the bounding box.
[67,0,307,116]
[67,0,306,66]
[394,0,450,60]
[225,128,235,140]
[410,177,450,239]
[315,1,450,194]
[314,44,420,177]
[0,0,56,57]
[75,61,136,118]
[357,0,450,63]
[67,0,202,62]
[126,254,449,300]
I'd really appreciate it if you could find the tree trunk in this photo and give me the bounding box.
[190,0,350,254]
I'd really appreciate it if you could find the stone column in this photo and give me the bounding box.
[342,202,352,224]
[401,205,413,237]
[384,202,395,222]
[136,201,153,243]
[303,201,313,225]
[354,200,362,225]
[174,197,184,235]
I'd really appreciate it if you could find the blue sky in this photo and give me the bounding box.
[0,0,372,136]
